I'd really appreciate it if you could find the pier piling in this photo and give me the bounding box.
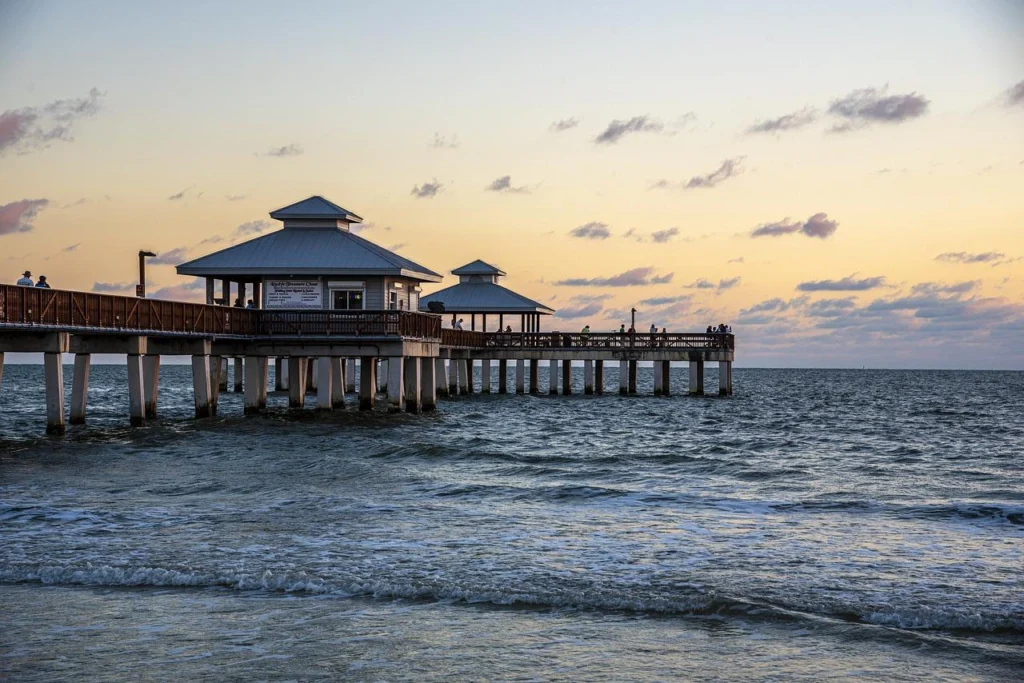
[244,356,263,414]
[331,358,346,408]
[516,359,525,394]
[70,353,91,425]
[481,359,492,393]
[435,358,448,398]
[661,361,671,397]
[584,360,594,395]
[595,360,604,395]
[359,356,377,410]
[346,358,357,393]
[654,361,664,396]
[44,351,65,435]
[404,357,420,412]
[719,361,732,396]
[191,354,213,418]
[689,360,704,396]
[387,357,404,412]
[619,361,628,396]
[628,361,638,395]
[549,360,558,395]
[448,358,459,396]
[316,357,333,410]
[288,357,307,408]
[459,359,471,395]
[529,359,539,394]
[562,360,572,395]
[498,359,508,393]
[421,357,437,411]
[233,357,243,392]
[143,355,160,418]
[275,358,286,391]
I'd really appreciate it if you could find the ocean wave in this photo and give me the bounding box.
[3,564,1021,635]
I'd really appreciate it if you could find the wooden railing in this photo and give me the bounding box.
[259,310,440,338]
[441,330,734,351]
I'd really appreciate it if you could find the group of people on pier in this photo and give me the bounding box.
[14,271,51,288]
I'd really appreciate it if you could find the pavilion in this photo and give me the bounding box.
[418,260,554,332]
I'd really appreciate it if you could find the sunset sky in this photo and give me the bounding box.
[2,1,1022,368]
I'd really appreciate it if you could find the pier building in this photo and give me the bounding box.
[0,196,734,434]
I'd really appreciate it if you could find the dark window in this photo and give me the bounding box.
[332,290,363,310]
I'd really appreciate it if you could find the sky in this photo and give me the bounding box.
[1,0,1022,368]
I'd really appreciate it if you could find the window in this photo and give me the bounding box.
[388,290,398,310]
[332,290,363,310]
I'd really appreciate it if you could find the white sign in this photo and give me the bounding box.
[264,279,323,309]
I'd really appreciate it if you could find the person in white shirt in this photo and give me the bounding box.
[16,270,33,286]
[454,318,464,330]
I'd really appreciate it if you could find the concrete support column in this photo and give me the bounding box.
[435,358,449,398]
[584,360,594,395]
[210,356,223,415]
[379,358,389,394]
[689,360,705,396]
[516,359,525,394]
[233,357,243,392]
[654,361,664,396]
[404,357,421,413]
[275,358,286,391]
[127,354,145,426]
[619,361,628,395]
[308,358,318,393]
[244,356,264,415]
[628,360,638,395]
[498,359,508,394]
[529,359,539,394]
[360,356,377,410]
[331,358,346,408]
[70,353,91,425]
[595,360,604,395]
[448,358,460,396]
[549,359,558,395]
[346,358,357,393]
[421,357,437,411]
[219,357,229,392]
[144,355,160,418]
[258,357,269,410]
[662,361,671,397]
[387,357,405,412]
[460,359,471,395]
[288,357,307,408]
[562,360,572,395]
[191,355,213,418]
[43,352,65,434]
[0,352,4,394]
[480,359,492,393]
[316,357,334,410]
[719,361,732,396]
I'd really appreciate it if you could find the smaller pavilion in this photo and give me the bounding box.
[419,260,554,332]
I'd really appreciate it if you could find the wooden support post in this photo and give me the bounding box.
[459,359,471,395]
[498,359,508,394]
[191,355,213,418]
[233,357,243,392]
[70,353,91,425]
[562,360,572,395]
[516,359,525,394]
[619,361,628,396]
[595,360,604,395]
[628,360,638,395]
[719,361,732,396]
[549,359,558,395]
[288,357,307,408]
[244,356,264,415]
[529,359,539,394]
[206,278,215,305]
[480,359,492,393]
[654,361,664,396]
[127,354,145,426]
[359,356,377,410]
[346,358,357,393]
[210,356,223,415]
[584,360,594,395]
[662,361,671,397]
[435,358,449,398]
[275,358,286,391]
[421,357,437,411]
[689,360,705,396]
[144,355,160,418]
[448,358,459,396]
[404,356,420,413]
[317,356,333,410]
[331,358,346,408]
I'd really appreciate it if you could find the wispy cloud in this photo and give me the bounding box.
[92,281,135,293]
[728,257,745,264]
[751,212,839,239]
[553,294,611,319]
[485,175,530,194]
[653,158,745,191]
[549,117,580,132]
[226,194,247,202]
[684,277,742,292]
[234,220,271,236]
[63,242,81,252]
[1002,79,1024,108]
[388,243,407,251]
[827,86,929,133]
[746,107,818,135]
[640,294,692,306]
[935,251,1018,267]
[61,198,87,209]
[149,247,191,265]
[411,179,444,199]
[650,227,679,243]
[0,87,104,156]
[569,221,611,240]
[263,143,303,157]
[797,275,887,292]
[555,267,673,287]
[0,199,50,236]
[431,132,459,149]
[594,115,663,144]
[167,187,190,201]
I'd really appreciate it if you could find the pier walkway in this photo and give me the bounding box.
[0,284,734,434]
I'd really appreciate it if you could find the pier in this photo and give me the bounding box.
[0,196,734,434]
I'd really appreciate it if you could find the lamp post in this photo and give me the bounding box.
[138,250,156,298]
[630,307,637,332]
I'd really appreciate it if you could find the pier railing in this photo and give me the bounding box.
[258,310,441,338]
[441,330,734,351]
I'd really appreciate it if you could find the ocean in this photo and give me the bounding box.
[1,364,1022,681]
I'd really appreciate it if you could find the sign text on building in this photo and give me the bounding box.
[264,279,323,309]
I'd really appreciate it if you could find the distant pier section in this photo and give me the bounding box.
[0,196,734,434]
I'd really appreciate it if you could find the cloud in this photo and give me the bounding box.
[751,212,838,239]
[0,88,104,155]
[549,117,580,132]
[640,295,692,306]
[151,283,206,302]
[62,198,87,209]
[684,277,741,292]
[912,280,979,295]
[650,227,679,243]
[569,221,611,240]
[234,220,271,236]
[1003,79,1024,108]
[264,144,303,157]
[431,132,459,149]
[935,251,1018,267]
[0,198,49,235]
[92,281,135,293]
[796,275,887,292]
[411,179,443,199]
[485,175,530,193]
[719,276,742,290]
[805,298,857,317]
[593,115,664,144]
[553,295,611,319]
[555,267,673,287]
[167,187,190,201]
[827,86,929,132]
[388,243,407,251]
[63,243,81,252]
[683,157,745,189]
[226,194,247,202]
[746,107,819,134]
[149,247,191,265]
[728,257,745,264]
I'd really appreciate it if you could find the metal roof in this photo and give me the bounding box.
[177,228,442,281]
[419,281,554,314]
[451,259,506,276]
[269,196,363,222]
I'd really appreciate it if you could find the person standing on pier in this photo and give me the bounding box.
[35,275,51,288]
[16,270,33,286]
